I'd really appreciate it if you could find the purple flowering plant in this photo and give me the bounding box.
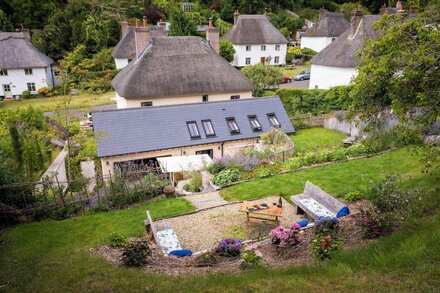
[214,154,260,172]
[216,238,243,257]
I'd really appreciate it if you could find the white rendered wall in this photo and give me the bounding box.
[231,44,287,67]
[300,37,335,53]
[0,67,53,97]
[309,64,357,89]
[114,58,129,70]
[115,91,253,109]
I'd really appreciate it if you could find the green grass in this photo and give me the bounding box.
[0,92,115,112]
[281,63,311,78]
[292,128,346,153]
[221,147,439,201]
[1,150,439,292]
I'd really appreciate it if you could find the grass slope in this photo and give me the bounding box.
[0,92,115,112]
[291,128,346,153]
[221,148,439,201]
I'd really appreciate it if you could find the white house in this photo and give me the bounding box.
[301,8,350,53]
[111,17,166,70]
[224,12,288,67]
[0,32,55,99]
[309,9,381,89]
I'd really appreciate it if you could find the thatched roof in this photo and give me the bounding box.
[0,32,53,68]
[311,15,381,68]
[93,96,295,158]
[302,12,350,38]
[111,26,165,59]
[224,15,288,45]
[112,36,253,98]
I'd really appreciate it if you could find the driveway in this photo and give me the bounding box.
[278,79,310,89]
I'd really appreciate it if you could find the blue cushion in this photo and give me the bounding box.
[297,219,309,227]
[169,249,193,257]
[336,206,350,218]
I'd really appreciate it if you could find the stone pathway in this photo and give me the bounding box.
[184,191,229,210]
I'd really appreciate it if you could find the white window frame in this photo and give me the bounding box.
[275,45,280,51]
[274,56,279,64]
[24,68,33,75]
[246,45,251,51]
[202,119,215,137]
[0,69,8,76]
[245,58,251,65]
[27,83,36,92]
[187,121,201,138]
[261,45,266,51]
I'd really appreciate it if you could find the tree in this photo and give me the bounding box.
[219,39,235,62]
[241,64,283,97]
[350,3,440,172]
[0,9,13,31]
[169,10,197,36]
[340,3,370,21]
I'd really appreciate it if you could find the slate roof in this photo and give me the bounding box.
[0,32,53,69]
[310,15,381,68]
[112,36,253,98]
[111,26,165,59]
[224,15,288,45]
[302,11,350,38]
[93,96,295,158]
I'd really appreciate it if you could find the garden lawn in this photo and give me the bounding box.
[291,128,346,153]
[281,63,311,78]
[221,147,439,202]
[0,92,115,112]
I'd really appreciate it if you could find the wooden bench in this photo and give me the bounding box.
[144,211,183,255]
[290,181,349,220]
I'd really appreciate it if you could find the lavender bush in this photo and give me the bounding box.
[208,154,260,174]
[216,238,243,257]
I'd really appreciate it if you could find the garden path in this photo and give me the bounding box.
[184,191,229,210]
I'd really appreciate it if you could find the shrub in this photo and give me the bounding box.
[368,176,409,213]
[358,208,394,239]
[312,234,339,260]
[345,144,368,157]
[216,238,242,257]
[269,223,302,246]
[208,154,259,173]
[256,166,274,178]
[206,161,226,175]
[315,217,339,237]
[184,170,202,192]
[37,87,51,96]
[163,185,175,197]
[212,168,242,186]
[21,90,32,99]
[240,249,264,270]
[344,191,364,203]
[109,232,128,247]
[122,240,152,267]
[193,251,219,267]
[283,157,303,170]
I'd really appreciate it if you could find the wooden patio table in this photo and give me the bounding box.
[239,200,284,225]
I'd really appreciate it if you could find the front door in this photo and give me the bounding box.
[196,149,213,159]
[260,57,265,65]
[2,84,12,99]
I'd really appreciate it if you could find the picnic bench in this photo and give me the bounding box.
[239,200,284,225]
[290,181,350,220]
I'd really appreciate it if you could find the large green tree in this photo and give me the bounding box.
[219,39,235,62]
[0,9,13,31]
[241,64,283,97]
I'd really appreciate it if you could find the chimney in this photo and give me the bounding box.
[121,21,129,38]
[351,5,363,37]
[206,18,220,54]
[379,4,387,15]
[319,7,326,21]
[234,10,240,26]
[158,19,167,33]
[134,18,151,58]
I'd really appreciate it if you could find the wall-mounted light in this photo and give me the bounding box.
[183,151,186,155]
[218,146,221,150]
[106,161,109,166]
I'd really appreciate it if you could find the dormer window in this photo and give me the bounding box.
[202,119,215,136]
[267,113,281,128]
[24,68,33,75]
[248,115,262,131]
[226,117,240,134]
[187,121,201,138]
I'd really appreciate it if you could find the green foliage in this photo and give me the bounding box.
[109,232,128,247]
[122,240,152,267]
[206,161,227,175]
[219,39,235,62]
[312,234,339,260]
[21,90,32,100]
[241,64,284,97]
[240,250,264,269]
[277,86,352,116]
[169,10,197,36]
[184,170,203,192]
[344,191,364,203]
[0,9,13,31]
[368,175,409,213]
[212,168,242,186]
[214,18,233,37]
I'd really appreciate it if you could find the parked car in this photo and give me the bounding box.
[281,76,292,83]
[80,112,93,128]
[294,70,311,81]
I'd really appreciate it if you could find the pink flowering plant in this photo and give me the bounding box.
[269,223,303,246]
[312,234,339,260]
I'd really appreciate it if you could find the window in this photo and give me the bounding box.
[331,38,336,42]
[24,68,33,75]
[2,84,11,92]
[0,69,7,76]
[246,45,251,51]
[187,121,201,138]
[274,56,279,64]
[248,115,262,131]
[141,101,153,107]
[53,71,60,76]
[27,83,36,92]
[202,119,215,136]
[245,58,251,65]
[128,58,133,63]
[267,113,281,128]
[226,117,240,134]
[275,45,280,51]
[230,95,240,100]
[196,149,213,159]
[261,45,266,51]
[202,95,208,102]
